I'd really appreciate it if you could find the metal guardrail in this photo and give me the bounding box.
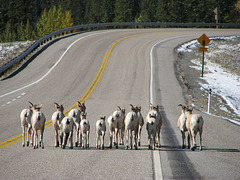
[1,22,239,76]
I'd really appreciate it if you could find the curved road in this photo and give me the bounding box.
[0,29,240,179]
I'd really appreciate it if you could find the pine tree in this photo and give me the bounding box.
[114,0,133,22]
[139,0,158,22]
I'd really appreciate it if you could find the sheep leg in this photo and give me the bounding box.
[69,131,73,149]
[187,132,190,149]
[156,126,161,148]
[181,130,185,149]
[40,128,44,149]
[101,131,105,150]
[79,127,82,147]
[75,124,79,147]
[125,129,129,150]
[115,128,119,148]
[33,130,38,149]
[96,135,100,149]
[130,130,133,149]
[199,128,203,151]
[54,130,59,148]
[148,130,151,149]
[60,132,63,148]
[109,130,113,149]
[22,126,25,147]
[120,128,124,145]
[87,131,89,148]
[153,132,156,150]
[134,129,138,150]
[27,125,32,147]
[138,125,142,146]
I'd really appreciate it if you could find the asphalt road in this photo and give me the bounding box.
[0,29,240,180]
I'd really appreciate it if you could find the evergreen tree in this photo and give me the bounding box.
[70,0,86,25]
[85,0,103,23]
[101,0,116,23]
[139,0,158,22]
[114,0,133,22]
[156,0,176,22]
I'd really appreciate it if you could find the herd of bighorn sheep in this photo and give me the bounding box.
[20,101,203,151]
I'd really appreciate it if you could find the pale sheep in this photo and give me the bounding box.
[51,102,65,148]
[125,104,139,150]
[80,112,90,148]
[68,101,86,147]
[96,116,106,149]
[146,114,157,150]
[113,106,125,148]
[107,115,115,148]
[20,102,33,147]
[30,102,46,149]
[177,104,190,149]
[185,106,204,151]
[60,116,74,149]
[146,104,162,147]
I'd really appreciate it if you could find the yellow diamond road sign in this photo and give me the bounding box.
[198,33,210,46]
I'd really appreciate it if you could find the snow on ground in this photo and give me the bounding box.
[177,36,240,124]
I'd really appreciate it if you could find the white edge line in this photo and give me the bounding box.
[150,36,188,180]
[0,31,107,99]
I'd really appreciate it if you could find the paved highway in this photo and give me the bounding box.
[0,29,240,179]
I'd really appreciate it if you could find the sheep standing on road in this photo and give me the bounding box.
[113,106,125,148]
[96,116,106,149]
[125,104,139,150]
[60,116,74,149]
[177,104,189,149]
[185,106,204,151]
[51,102,65,148]
[20,102,33,147]
[146,114,157,150]
[68,101,86,147]
[146,104,162,147]
[80,112,90,148]
[30,102,46,149]
[107,115,115,148]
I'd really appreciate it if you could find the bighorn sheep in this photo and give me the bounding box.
[146,114,157,150]
[177,104,190,149]
[20,102,33,147]
[136,106,144,146]
[68,101,86,147]
[51,102,65,148]
[60,116,74,149]
[125,104,139,150]
[146,104,162,147]
[96,116,106,149]
[185,106,204,151]
[29,102,46,149]
[113,106,125,148]
[80,112,90,148]
[107,114,115,148]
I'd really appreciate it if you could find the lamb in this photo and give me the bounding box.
[177,104,190,149]
[51,102,65,148]
[185,106,204,151]
[113,106,125,148]
[80,112,90,148]
[30,102,46,149]
[136,106,144,146]
[68,101,86,147]
[60,116,74,149]
[20,102,33,147]
[125,104,139,150]
[146,114,157,150]
[96,116,106,149]
[146,104,162,147]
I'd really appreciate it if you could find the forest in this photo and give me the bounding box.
[0,0,239,42]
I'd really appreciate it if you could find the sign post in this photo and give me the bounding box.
[198,34,210,77]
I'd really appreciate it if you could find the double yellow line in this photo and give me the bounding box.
[0,34,131,149]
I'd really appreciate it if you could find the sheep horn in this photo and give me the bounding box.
[178,104,182,107]
[54,102,59,107]
[29,101,34,107]
[117,106,121,110]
